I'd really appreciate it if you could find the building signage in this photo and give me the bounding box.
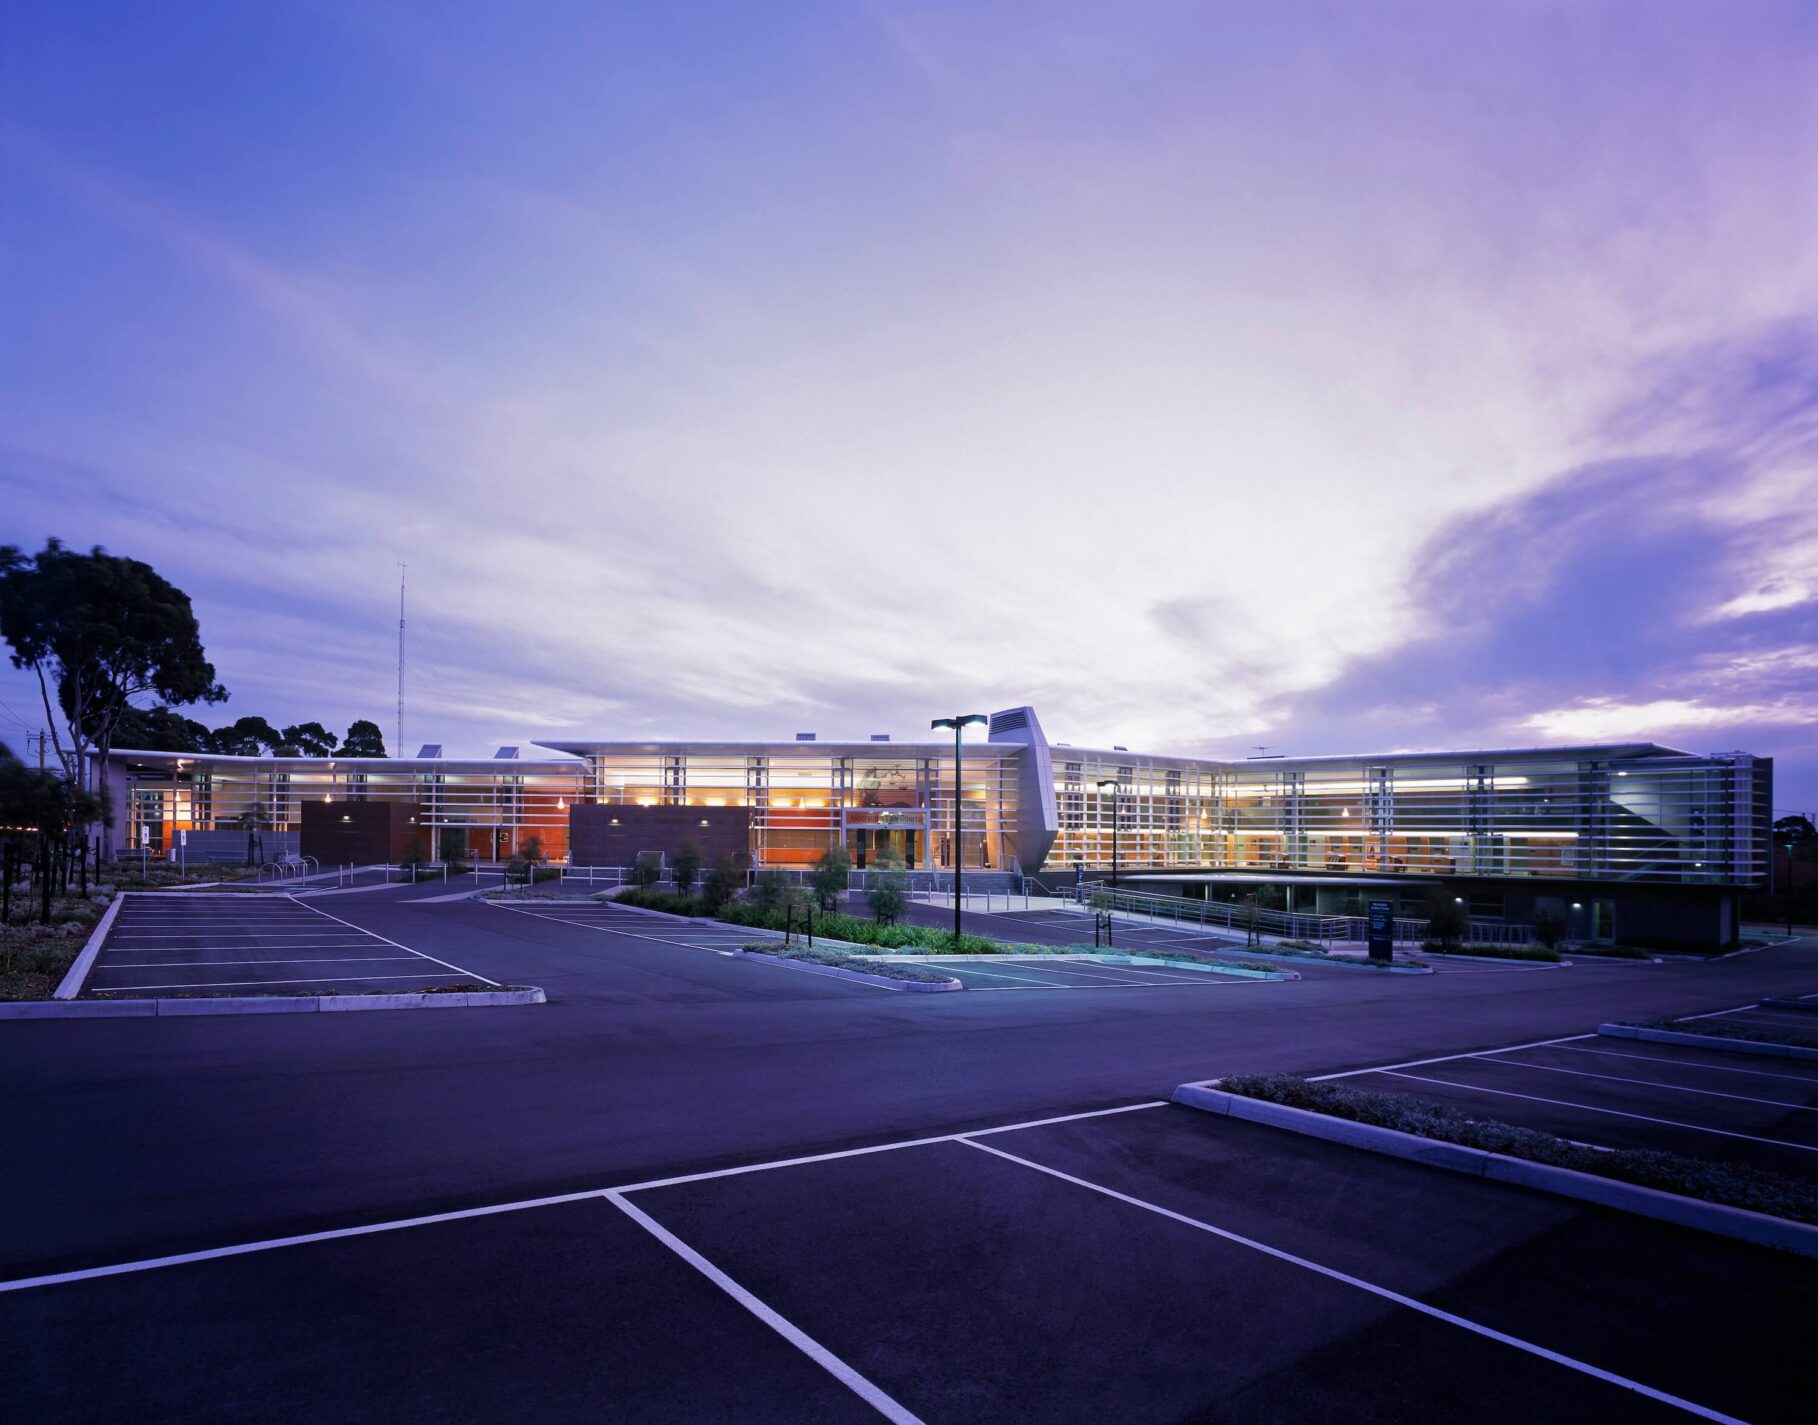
[1367,900,1394,962]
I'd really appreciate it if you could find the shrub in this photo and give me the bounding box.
[866,852,908,926]
[671,840,703,896]
[616,886,710,916]
[1420,940,1561,963]
[1422,886,1468,950]
[631,851,663,889]
[1625,1017,1818,1051]
[1219,1073,1818,1224]
[1531,902,1567,949]
[700,855,739,911]
[749,869,794,911]
[810,847,851,912]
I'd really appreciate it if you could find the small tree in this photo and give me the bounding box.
[750,868,791,911]
[632,850,664,889]
[671,839,704,896]
[701,854,739,910]
[866,851,908,926]
[1531,901,1567,950]
[1423,886,1469,951]
[398,837,429,882]
[810,846,851,911]
[508,834,548,885]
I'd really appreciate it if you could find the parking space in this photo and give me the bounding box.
[915,955,1252,991]
[13,1101,1804,1422]
[485,898,785,958]
[84,894,496,998]
[1317,1025,1818,1177]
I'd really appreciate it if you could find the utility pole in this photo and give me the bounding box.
[26,730,47,770]
[396,563,407,758]
[931,714,987,946]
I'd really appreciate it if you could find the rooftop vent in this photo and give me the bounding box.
[493,745,520,759]
[870,734,890,742]
[1114,745,1128,752]
[416,744,443,759]
[989,708,1029,734]
[795,732,817,742]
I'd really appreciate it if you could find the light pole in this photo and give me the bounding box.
[1096,778,1121,891]
[932,714,987,946]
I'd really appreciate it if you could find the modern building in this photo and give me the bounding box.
[107,705,1772,948]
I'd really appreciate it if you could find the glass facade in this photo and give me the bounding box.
[565,741,1021,870]
[1044,746,1768,886]
[107,717,1768,887]
[115,755,582,862]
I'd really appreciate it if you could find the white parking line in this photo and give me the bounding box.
[933,963,1094,987]
[958,1138,1745,1425]
[1378,1070,1818,1153]
[93,956,422,969]
[107,933,376,941]
[102,943,381,953]
[1306,1035,1594,1081]
[91,972,465,992]
[291,898,499,986]
[1553,1044,1818,1084]
[605,1192,925,1424]
[486,900,778,959]
[0,1102,1166,1294]
[1472,1054,1817,1111]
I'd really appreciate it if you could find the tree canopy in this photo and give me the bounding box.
[1,539,227,781]
[340,720,387,757]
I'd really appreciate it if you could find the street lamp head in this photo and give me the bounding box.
[931,714,988,731]
[1096,778,1118,790]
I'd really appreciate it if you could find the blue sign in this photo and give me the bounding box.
[1367,900,1394,962]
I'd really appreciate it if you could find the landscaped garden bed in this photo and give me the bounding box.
[2,895,103,1000]
[1217,1072,1818,1224]
[1619,1017,1818,1051]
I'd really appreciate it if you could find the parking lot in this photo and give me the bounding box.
[84,893,497,998]
[7,1099,1810,1423]
[484,896,788,957]
[1314,1016,1818,1177]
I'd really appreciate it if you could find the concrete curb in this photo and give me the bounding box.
[1597,1023,1818,1061]
[0,986,546,1020]
[1422,950,1568,969]
[1762,998,1818,1015]
[1172,1083,1818,1260]
[51,891,125,999]
[732,949,962,992]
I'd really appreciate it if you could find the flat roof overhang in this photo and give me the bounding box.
[1124,871,1433,888]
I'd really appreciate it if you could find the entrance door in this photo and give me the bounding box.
[850,828,919,870]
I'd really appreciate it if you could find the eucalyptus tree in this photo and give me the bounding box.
[0,540,226,858]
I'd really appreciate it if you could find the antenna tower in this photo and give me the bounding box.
[396,563,406,757]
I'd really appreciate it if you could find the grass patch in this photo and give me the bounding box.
[1,895,103,1000]
[739,943,956,983]
[1220,1072,1818,1225]
[1622,1017,1818,1051]
[1419,941,1562,962]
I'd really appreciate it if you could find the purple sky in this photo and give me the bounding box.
[2,2,1815,808]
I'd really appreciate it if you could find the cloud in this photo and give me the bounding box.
[1236,319,1818,795]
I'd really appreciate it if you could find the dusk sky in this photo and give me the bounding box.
[2,2,1815,806]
